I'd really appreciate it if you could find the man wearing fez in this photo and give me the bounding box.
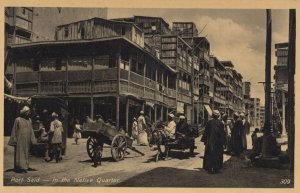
[8,106,37,173]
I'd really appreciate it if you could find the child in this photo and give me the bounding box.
[73,119,82,145]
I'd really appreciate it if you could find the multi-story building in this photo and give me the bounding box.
[250,98,261,128]
[172,22,211,125]
[243,81,252,121]
[116,17,199,124]
[274,42,288,134]
[210,56,227,113]
[5,7,33,45]
[221,61,244,118]
[185,37,211,125]
[260,105,265,128]
[6,18,178,136]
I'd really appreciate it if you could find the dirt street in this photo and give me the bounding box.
[3,134,293,187]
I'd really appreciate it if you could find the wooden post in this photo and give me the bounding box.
[91,57,95,119]
[154,105,157,122]
[287,9,296,170]
[262,9,274,157]
[125,98,129,133]
[116,44,121,128]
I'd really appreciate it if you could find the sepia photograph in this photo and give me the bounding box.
[2,4,296,189]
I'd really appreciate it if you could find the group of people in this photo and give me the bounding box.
[131,110,194,147]
[201,110,251,174]
[8,106,65,173]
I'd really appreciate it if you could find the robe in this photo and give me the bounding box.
[231,119,243,154]
[137,115,148,145]
[242,120,250,150]
[202,118,226,171]
[8,117,36,170]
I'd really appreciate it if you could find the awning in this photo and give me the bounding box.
[4,94,31,104]
[177,102,184,113]
[204,104,212,116]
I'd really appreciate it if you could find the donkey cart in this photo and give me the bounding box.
[82,122,144,163]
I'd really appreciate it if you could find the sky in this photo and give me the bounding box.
[32,8,290,106]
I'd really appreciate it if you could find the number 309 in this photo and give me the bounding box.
[280,179,291,184]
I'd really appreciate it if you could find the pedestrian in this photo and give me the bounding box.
[201,110,226,174]
[240,113,250,152]
[164,113,176,140]
[73,119,82,145]
[221,114,231,153]
[8,106,37,173]
[231,112,243,156]
[248,128,262,165]
[131,117,138,140]
[137,111,148,145]
[45,112,63,163]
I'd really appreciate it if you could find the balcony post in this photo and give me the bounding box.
[116,43,121,129]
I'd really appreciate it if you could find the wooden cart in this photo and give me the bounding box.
[83,122,144,162]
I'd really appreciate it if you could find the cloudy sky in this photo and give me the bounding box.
[108,8,290,105]
[33,8,290,105]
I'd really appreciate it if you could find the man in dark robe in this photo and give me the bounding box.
[201,110,226,173]
[231,112,243,156]
[8,106,37,173]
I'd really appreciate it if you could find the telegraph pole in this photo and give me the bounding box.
[262,9,274,157]
[287,9,296,171]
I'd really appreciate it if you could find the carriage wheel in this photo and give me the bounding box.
[86,136,103,160]
[111,134,127,161]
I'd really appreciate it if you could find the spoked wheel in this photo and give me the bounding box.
[111,134,127,161]
[86,136,103,160]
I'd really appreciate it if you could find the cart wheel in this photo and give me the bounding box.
[111,134,127,161]
[86,136,103,160]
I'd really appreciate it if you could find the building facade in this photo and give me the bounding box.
[250,98,261,128]
[6,15,249,135]
[260,105,265,128]
[6,18,178,136]
[243,81,253,121]
[274,42,288,134]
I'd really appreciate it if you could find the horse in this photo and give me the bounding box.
[148,121,171,162]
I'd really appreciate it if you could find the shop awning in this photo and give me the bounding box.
[204,104,212,116]
[4,93,31,104]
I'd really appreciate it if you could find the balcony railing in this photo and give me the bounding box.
[40,81,64,94]
[15,68,178,107]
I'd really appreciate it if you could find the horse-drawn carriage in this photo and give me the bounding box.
[149,120,200,162]
[82,121,144,164]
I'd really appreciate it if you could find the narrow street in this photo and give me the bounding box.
[3,133,293,187]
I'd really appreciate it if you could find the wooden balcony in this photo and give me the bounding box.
[15,68,177,107]
[177,93,192,104]
[68,71,92,81]
[94,80,117,93]
[199,51,210,63]
[40,71,66,81]
[16,72,38,83]
[67,81,91,93]
[40,81,64,94]
[95,68,117,80]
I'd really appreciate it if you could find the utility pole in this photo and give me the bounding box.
[287,9,296,171]
[262,9,274,157]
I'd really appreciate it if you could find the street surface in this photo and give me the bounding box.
[3,133,293,187]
